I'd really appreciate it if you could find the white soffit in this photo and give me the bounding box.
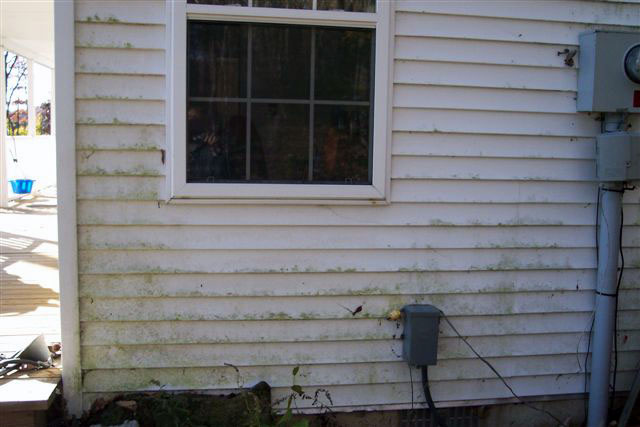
[1,0,54,67]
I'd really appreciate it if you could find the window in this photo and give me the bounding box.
[168,0,391,201]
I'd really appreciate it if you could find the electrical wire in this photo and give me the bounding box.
[408,364,415,424]
[611,188,629,412]
[584,185,602,422]
[584,315,595,424]
[437,309,566,426]
[421,367,448,427]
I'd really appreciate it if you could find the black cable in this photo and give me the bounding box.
[421,366,448,427]
[584,186,601,423]
[438,309,566,426]
[584,315,595,425]
[408,365,415,424]
[610,203,625,413]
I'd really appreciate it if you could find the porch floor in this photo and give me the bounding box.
[0,188,60,358]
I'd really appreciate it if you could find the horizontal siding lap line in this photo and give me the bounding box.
[75,152,596,161]
[75,46,165,51]
[76,270,640,296]
[77,288,640,300]
[80,357,640,392]
[78,317,640,346]
[395,61,577,92]
[391,153,593,161]
[394,0,640,26]
[77,291,640,321]
[75,123,163,127]
[393,85,580,114]
[394,32,581,48]
[80,370,640,395]
[81,331,638,345]
[394,56,577,71]
[393,79,577,94]
[79,333,640,370]
[393,82,577,95]
[76,48,165,75]
[394,36,580,69]
[75,148,163,152]
[74,20,165,26]
[74,203,640,226]
[75,1,166,25]
[75,72,166,78]
[75,97,164,102]
[80,370,638,410]
[393,106,590,117]
[393,11,640,45]
[78,313,640,345]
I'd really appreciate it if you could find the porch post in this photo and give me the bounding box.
[1,48,8,208]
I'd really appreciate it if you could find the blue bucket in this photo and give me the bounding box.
[9,179,35,194]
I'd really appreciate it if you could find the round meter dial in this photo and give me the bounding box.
[625,44,640,84]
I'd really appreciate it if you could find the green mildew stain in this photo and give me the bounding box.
[429,219,454,226]
[88,95,141,101]
[480,241,560,249]
[326,267,358,273]
[504,217,564,226]
[124,42,134,49]
[84,14,121,23]
[264,312,293,320]
[344,286,388,296]
[125,190,160,200]
[78,118,97,124]
[112,166,162,177]
[477,254,520,271]
[81,166,108,176]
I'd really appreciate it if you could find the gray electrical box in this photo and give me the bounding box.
[402,304,440,366]
[596,132,640,182]
[577,31,640,112]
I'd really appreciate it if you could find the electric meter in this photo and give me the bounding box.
[625,44,640,84]
[577,31,640,112]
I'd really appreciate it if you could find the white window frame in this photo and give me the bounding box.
[166,0,393,202]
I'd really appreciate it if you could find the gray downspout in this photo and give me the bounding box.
[587,114,625,427]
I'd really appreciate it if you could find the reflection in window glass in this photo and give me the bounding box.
[252,24,311,99]
[187,102,247,182]
[187,0,248,6]
[251,103,309,181]
[317,0,375,12]
[4,51,28,136]
[314,105,369,184]
[188,22,247,98]
[186,21,374,184]
[315,27,372,101]
[34,63,52,135]
[254,0,311,8]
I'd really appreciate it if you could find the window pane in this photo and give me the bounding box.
[251,103,309,182]
[254,0,311,8]
[313,105,370,184]
[187,102,247,182]
[4,51,28,136]
[187,0,248,5]
[188,21,247,98]
[315,27,373,101]
[252,24,311,99]
[317,0,375,12]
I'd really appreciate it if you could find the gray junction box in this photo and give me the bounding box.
[402,304,441,366]
[577,31,640,113]
[596,132,640,182]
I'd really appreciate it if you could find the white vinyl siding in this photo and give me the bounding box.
[75,0,640,412]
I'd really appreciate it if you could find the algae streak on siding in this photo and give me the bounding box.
[75,0,640,414]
